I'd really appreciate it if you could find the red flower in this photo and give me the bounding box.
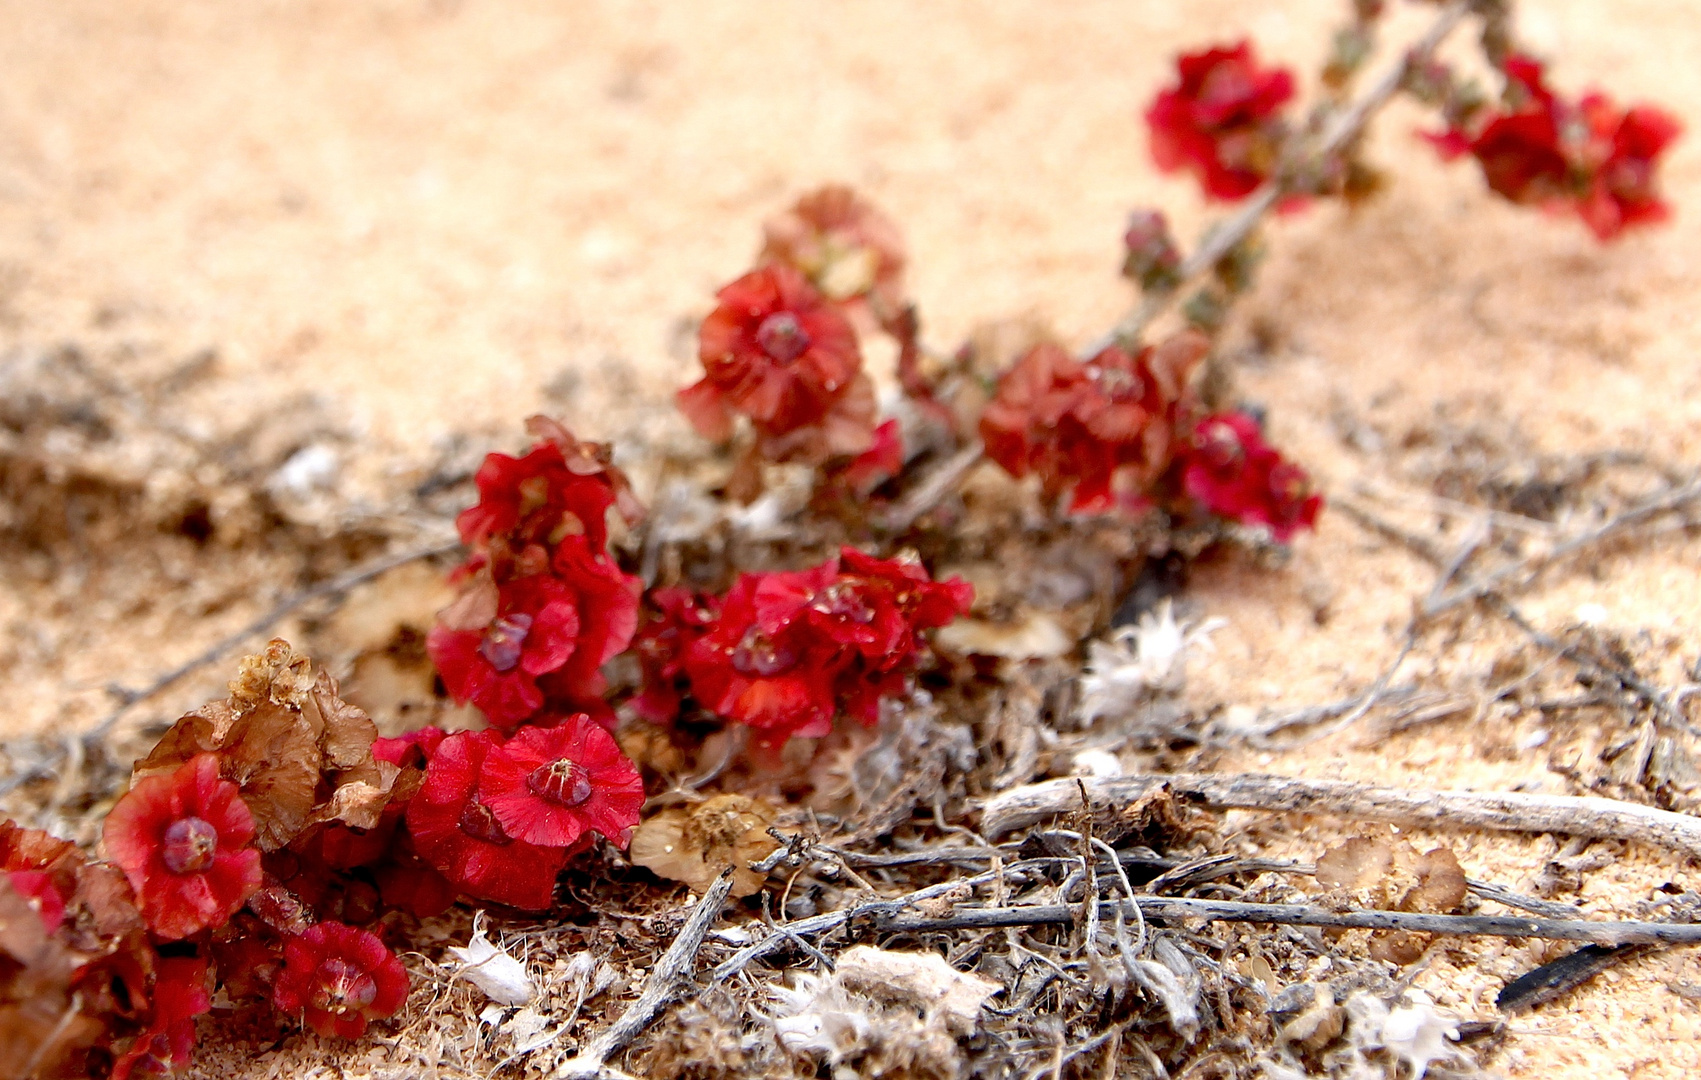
[631,587,722,724]
[1180,412,1321,542]
[1146,41,1295,200]
[103,753,263,940]
[684,569,844,742]
[456,418,638,554]
[405,731,567,910]
[678,264,865,445]
[272,921,409,1039]
[373,726,448,769]
[1427,55,1681,240]
[980,334,1207,514]
[111,955,212,1080]
[478,718,644,849]
[833,418,905,496]
[682,550,970,743]
[760,185,908,326]
[429,541,639,730]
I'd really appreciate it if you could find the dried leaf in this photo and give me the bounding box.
[1315,836,1395,891]
[834,946,1001,1036]
[629,795,778,898]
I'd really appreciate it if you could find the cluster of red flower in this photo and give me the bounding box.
[977,331,1320,540]
[1146,41,1296,201]
[429,416,643,731]
[1425,54,1682,241]
[632,548,972,751]
[677,187,911,485]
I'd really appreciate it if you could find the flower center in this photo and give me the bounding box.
[457,799,514,845]
[730,628,798,677]
[161,816,220,875]
[311,957,378,1015]
[480,613,534,673]
[1195,422,1245,474]
[810,583,873,624]
[527,758,593,807]
[755,312,812,364]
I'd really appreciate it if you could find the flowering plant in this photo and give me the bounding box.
[0,1,1679,1074]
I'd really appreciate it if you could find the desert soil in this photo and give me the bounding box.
[3,1,1701,1077]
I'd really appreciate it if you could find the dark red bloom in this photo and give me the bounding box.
[631,587,722,724]
[1146,41,1296,200]
[428,540,639,730]
[456,417,639,554]
[1180,412,1321,542]
[1426,55,1681,240]
[683,550,971,744]
[111,955,212,1080]
[405,731,567,910]
[372,726,448,770]
[980,333,1208,514]
[272,921,409,1039]
[103,753,263,940]
[685,568,845,742]
[678,264,865,446]
[478,717,644,850]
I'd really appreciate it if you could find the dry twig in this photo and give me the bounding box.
[979,772,1701,860]
[874,897,1701,947]
[552,870,736,1080]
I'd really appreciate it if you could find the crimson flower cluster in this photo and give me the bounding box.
[978,333,1320,540]
[679,187,919,483]
[1146,40,1296,201]
[429,416,642,731]
[635,548,972,749]
[1425,54,1681,241]
[980,332,1209,515]
[1180,412,1321,542]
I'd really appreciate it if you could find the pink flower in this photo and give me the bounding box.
[760,185,908,326]
[478,718,644,849]
[678,264,866,446]
[1146,41,1296,200]
[405,731,567,910]
[103,753,263,940]
[272,921,409,1039]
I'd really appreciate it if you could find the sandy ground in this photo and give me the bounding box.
[4,1,1701,1076]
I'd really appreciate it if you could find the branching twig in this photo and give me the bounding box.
[873,896,1701,947]
[552,870,736,1080]
[978,772,1701,860]
[1104,0,1471,349]
[1424,475,1701,616]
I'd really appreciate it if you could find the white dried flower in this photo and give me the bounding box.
[1077,600,1224,722]
[448,915,535,1006]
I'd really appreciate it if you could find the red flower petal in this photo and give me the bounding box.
[405,731,567,910]
[103,753,262,940]
[479,717,645,849]
[273,921,409,1039]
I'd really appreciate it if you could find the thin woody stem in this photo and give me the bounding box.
[1104,0,1471,350]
